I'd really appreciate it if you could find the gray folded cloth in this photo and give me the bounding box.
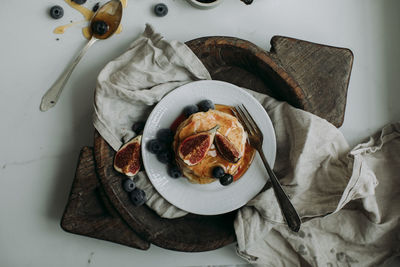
[93,24,400,266]
[94,24,211,151]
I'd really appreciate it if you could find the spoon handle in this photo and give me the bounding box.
[40,37,97,111]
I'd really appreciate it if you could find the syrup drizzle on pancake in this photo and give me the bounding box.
[172,104,255,184]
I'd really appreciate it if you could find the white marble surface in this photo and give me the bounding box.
[1,0,399,266]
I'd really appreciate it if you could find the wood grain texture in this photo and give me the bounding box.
[269,36,353,127]
[94,132,236,252]
[186,36,353,127]
[62,36,354,252]
[60,147,150,250]
[186,36,305,108]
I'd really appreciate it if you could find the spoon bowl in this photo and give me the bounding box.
[40,0,123,112]
[91,0,123,39]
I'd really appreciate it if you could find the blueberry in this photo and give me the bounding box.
[157,128,174,144]
[129,188,146,206]
[168,164,182,178]
[157,151,173,164]
[198,99,215,112]
[183,104,199,117]
[91,20,109,35]
[154,3,168,17]
[49,6,64,19]
[132,121,145,134]
[92,2,100,12]
[220,174,233,186]
[147,139,166,154]
[72,0,87,4]
[212,166,225,178]
[122,178,136,192]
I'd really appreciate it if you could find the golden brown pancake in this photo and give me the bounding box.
[173,105,250,184]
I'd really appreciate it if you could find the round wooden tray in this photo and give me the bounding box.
[93,36,310,252]
[62,36,353,252]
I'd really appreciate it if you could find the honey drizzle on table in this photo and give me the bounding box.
[53,0,127,39]
[53,20,85,34]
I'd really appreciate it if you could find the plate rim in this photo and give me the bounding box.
[141,80,276,215]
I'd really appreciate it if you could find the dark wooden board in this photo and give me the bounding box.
[94,132,236,252]
[61,36,354,251]
[186,36,353,127]
[269,36,353,127]
[60,147,150,250]
[186,36,305,108]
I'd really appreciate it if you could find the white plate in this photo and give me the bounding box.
[141,80,276,215]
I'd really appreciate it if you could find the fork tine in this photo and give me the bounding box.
[240,104,261,134]
[232,107,253,135]
[231,107,247,130]
[231,107,240,121]
[236,105,256,134]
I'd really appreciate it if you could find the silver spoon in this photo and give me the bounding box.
[40,0,123,112]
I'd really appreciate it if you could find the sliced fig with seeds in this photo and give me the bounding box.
[178,125,220,166]
[114,135,142,176]
[215,132,242,163]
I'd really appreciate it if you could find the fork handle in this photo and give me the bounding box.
[258,149,301,232]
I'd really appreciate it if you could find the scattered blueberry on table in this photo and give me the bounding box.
[72,0,87,5]
[122,178,136,192]
[198,99,215,112]
[50,5,64,19]
[241,0,254,5]
[154,3,168,17]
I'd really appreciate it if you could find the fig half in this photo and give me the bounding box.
[178,125,220,166]
[215,132,242,163]
[114,135,142,177]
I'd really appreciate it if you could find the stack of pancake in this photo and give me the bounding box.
[173,107,248,184]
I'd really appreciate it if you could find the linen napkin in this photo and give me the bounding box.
[93,24,400,266]
[93,24,211,151]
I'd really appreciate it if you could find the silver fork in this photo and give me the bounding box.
[233,104,301,232]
